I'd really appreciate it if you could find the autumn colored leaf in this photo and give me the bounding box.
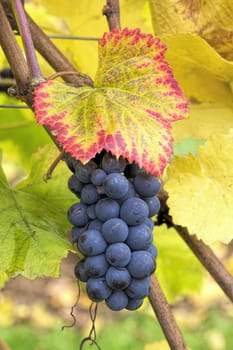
[34,28,189,176]
[165,133,233,244]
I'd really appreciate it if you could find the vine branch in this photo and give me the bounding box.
[149,275,188,350]
[102,0,121,31]
[0,0,30,101]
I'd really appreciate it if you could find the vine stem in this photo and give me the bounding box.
[149,275,188,350]
[102,0,121,31]
[10,0,43,82]
[0,0,30,97]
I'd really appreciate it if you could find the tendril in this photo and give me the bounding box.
[61,279,80,331]
[79,302,101,350]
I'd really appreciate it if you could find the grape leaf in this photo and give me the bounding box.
[165,133,233,244]
[149,0,233,61]
[0,146,75,287]
[154,224,204,301]
[34,28,189,176]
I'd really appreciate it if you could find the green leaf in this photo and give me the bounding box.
[34,28,189,176]
[0,146,75,287]
[154,224,204,301]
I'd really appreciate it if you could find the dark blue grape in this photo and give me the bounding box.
[78,229,107,256]
[68,175,84,195]
[66,156,80,173]
[102,218,129,243]
[105,243,131,267]
[105,290,128,311]
[75,160,97,183]
[126,298,144,310]
[74,259,88,282]
[88,219,103,231]
[103,173,129,199]
[120,198,149,225]
[101,153,126,174]
[143,196,160,217]
[84,254,109,277]
[105,267,131,290]
[95,198,120,222]
[86,277,112,302]
[144,218,154,230]
[71,226,86,243]
[134,173,161,197]
[126,223,153,250]
[125,277,151,299]
[127,251,156,278]
[67,202,88,226]
[147,244,158,258]
[81,184,100,204]
[117,181,135,204]
[87,204,97,220]
[91,168,107,186]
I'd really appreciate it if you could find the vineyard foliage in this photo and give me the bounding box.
[0,0,232,295]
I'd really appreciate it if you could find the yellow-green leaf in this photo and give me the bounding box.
[165,133,233,244]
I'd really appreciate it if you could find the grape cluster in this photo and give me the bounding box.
[67,152,161,311]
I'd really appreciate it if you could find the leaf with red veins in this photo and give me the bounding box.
[34,28,189,176]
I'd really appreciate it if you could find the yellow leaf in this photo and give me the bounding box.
[165,133,233,244]
[149,0,233,61]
